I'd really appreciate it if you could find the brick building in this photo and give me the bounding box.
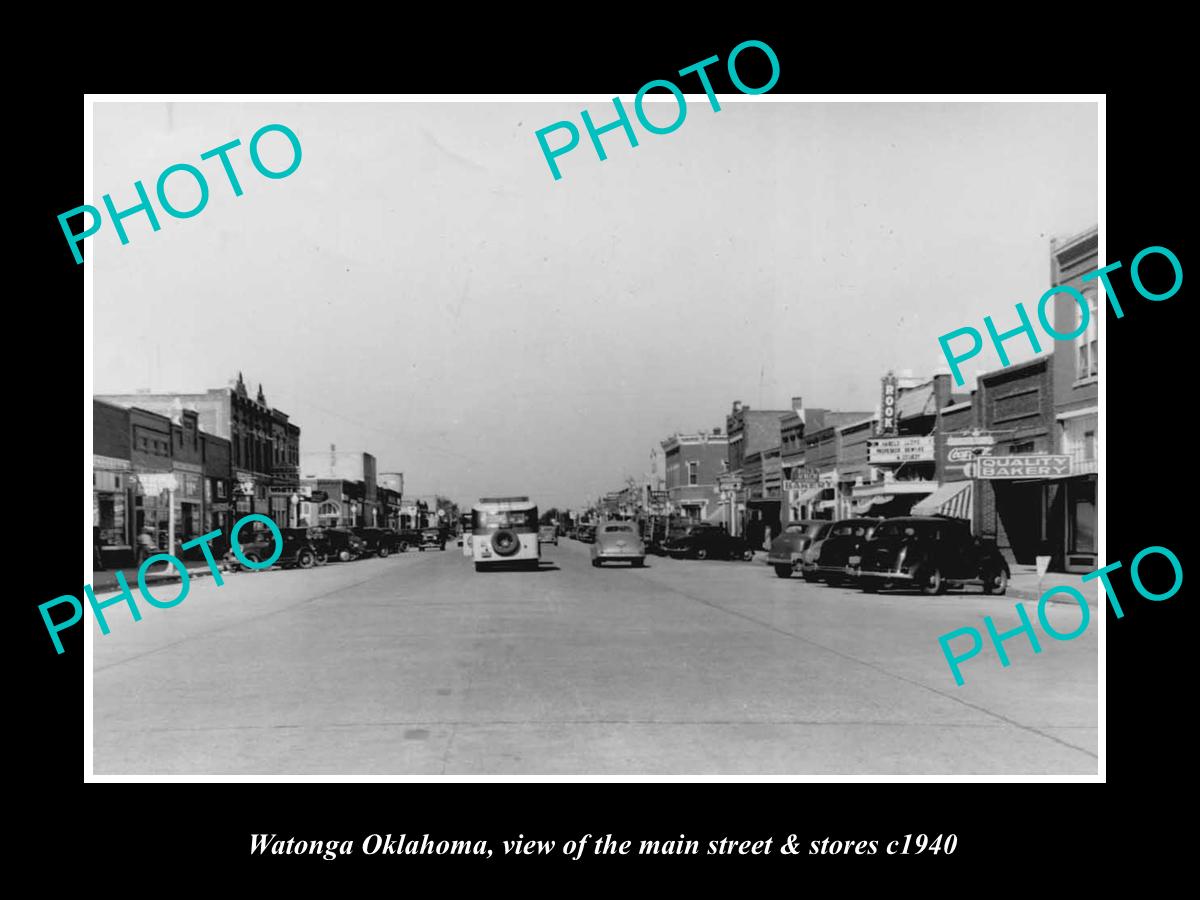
[299,447,379,527]
[724,401,792,542]
[96,372,300,528]
[1050,226,1098,573]
[661,429,729,523]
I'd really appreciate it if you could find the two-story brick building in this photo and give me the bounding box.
[93,399,133,566]
[724,401,793,543]
[661,429,729,523]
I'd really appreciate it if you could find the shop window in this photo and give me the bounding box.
[1084,430,1095,461]
[1011,441,1035,454]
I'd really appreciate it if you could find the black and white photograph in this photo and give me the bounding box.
[83,95,1102,777]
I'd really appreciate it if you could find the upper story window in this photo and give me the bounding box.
[688,461,699,486]
[1076,285,1099,380]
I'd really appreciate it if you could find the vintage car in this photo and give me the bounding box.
[663,523,756,561]
[322,526,367,562]
[352,526,402,558]
[419,527,446,551]
[538,524,559,546]
[809,518,885,585]
[590,521,646,567]
[225,525,323,571]
[576,524,597,544]
[766,519,835,578]
[857,516,1011,595]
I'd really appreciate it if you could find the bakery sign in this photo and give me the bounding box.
[868,435,934,464]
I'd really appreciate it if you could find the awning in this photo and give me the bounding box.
[911,480,973,520]
[795,485,822,504]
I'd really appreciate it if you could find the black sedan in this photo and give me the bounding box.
[858,516,1011,595]
[352,526,403,558]
[663,524,756,561]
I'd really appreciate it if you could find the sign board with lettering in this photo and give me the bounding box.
[943,430,999,474]
[972,455,1072,479]
[876,374,898,435]
[868,435,935,464]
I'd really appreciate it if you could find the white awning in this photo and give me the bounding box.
[911,480,973,520]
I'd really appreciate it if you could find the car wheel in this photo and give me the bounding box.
[296,549,316,569]
[378,546,389,559]
[695,548,708,560]
[774,564,792,579]
[920,567,944,596]
[242,553,260,571]
[314,551,328,566]
[398,541,408,553]
[983,568,1009,595]
[419,546,426,552]
[860,579,879,593]
[338,549,351,563]
[633,558,645,567]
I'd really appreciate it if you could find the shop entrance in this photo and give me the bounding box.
[992,480,1047,566]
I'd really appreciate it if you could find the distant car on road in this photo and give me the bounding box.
[811,518,884,585]
[858,516,1010,595]
[590,521,645,567]
[766,519,834,578]
[663,523,756,561]
[419,527,446,551]
[539,525,559,546]
[577,524,597,544]
[226,525,323,571]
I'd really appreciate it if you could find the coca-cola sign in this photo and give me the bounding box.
[943,430,998,474]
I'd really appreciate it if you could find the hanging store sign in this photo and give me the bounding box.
[135,472,178,495]
[868,435,935,463]
[971,455,1072,479]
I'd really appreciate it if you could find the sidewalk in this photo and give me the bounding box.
[90,561,224,594]
[1006,564,1098,606]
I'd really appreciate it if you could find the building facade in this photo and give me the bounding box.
[96,372,301,529]
[299,447,379,527]
[93,400,133,566]
[1050,226,1099,573]
[662,429,729,523]
[725,401,792,542]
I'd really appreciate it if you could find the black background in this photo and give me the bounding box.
[22,21,1186,883]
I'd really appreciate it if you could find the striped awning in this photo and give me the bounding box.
[911,480,973,520]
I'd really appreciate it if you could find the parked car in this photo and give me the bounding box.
[766,519,834,578]
[322,526,367,562]
[226,525,323,571]
[810,518,884,585]
[352,526,402,558]
[419,527,446,551]
[857,516,1011,595]
[577,524,597,544]
[539,525,559,546]
[663,523,756,561]
[590,521,646,567]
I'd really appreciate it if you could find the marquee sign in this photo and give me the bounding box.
[868,435,935,463]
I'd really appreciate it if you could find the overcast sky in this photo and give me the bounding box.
[92,100,1097,510]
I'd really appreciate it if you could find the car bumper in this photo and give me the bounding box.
[859,569,914,581]
[766,555,801,567]
[813,564,860,577]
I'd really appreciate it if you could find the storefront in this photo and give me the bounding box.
[173,463,204,547]
[93,456,132,566]
[133,471,177,554]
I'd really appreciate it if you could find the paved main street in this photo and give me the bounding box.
[93,540,1098,775]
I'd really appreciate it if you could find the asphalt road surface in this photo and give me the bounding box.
[92,539,1098,775]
